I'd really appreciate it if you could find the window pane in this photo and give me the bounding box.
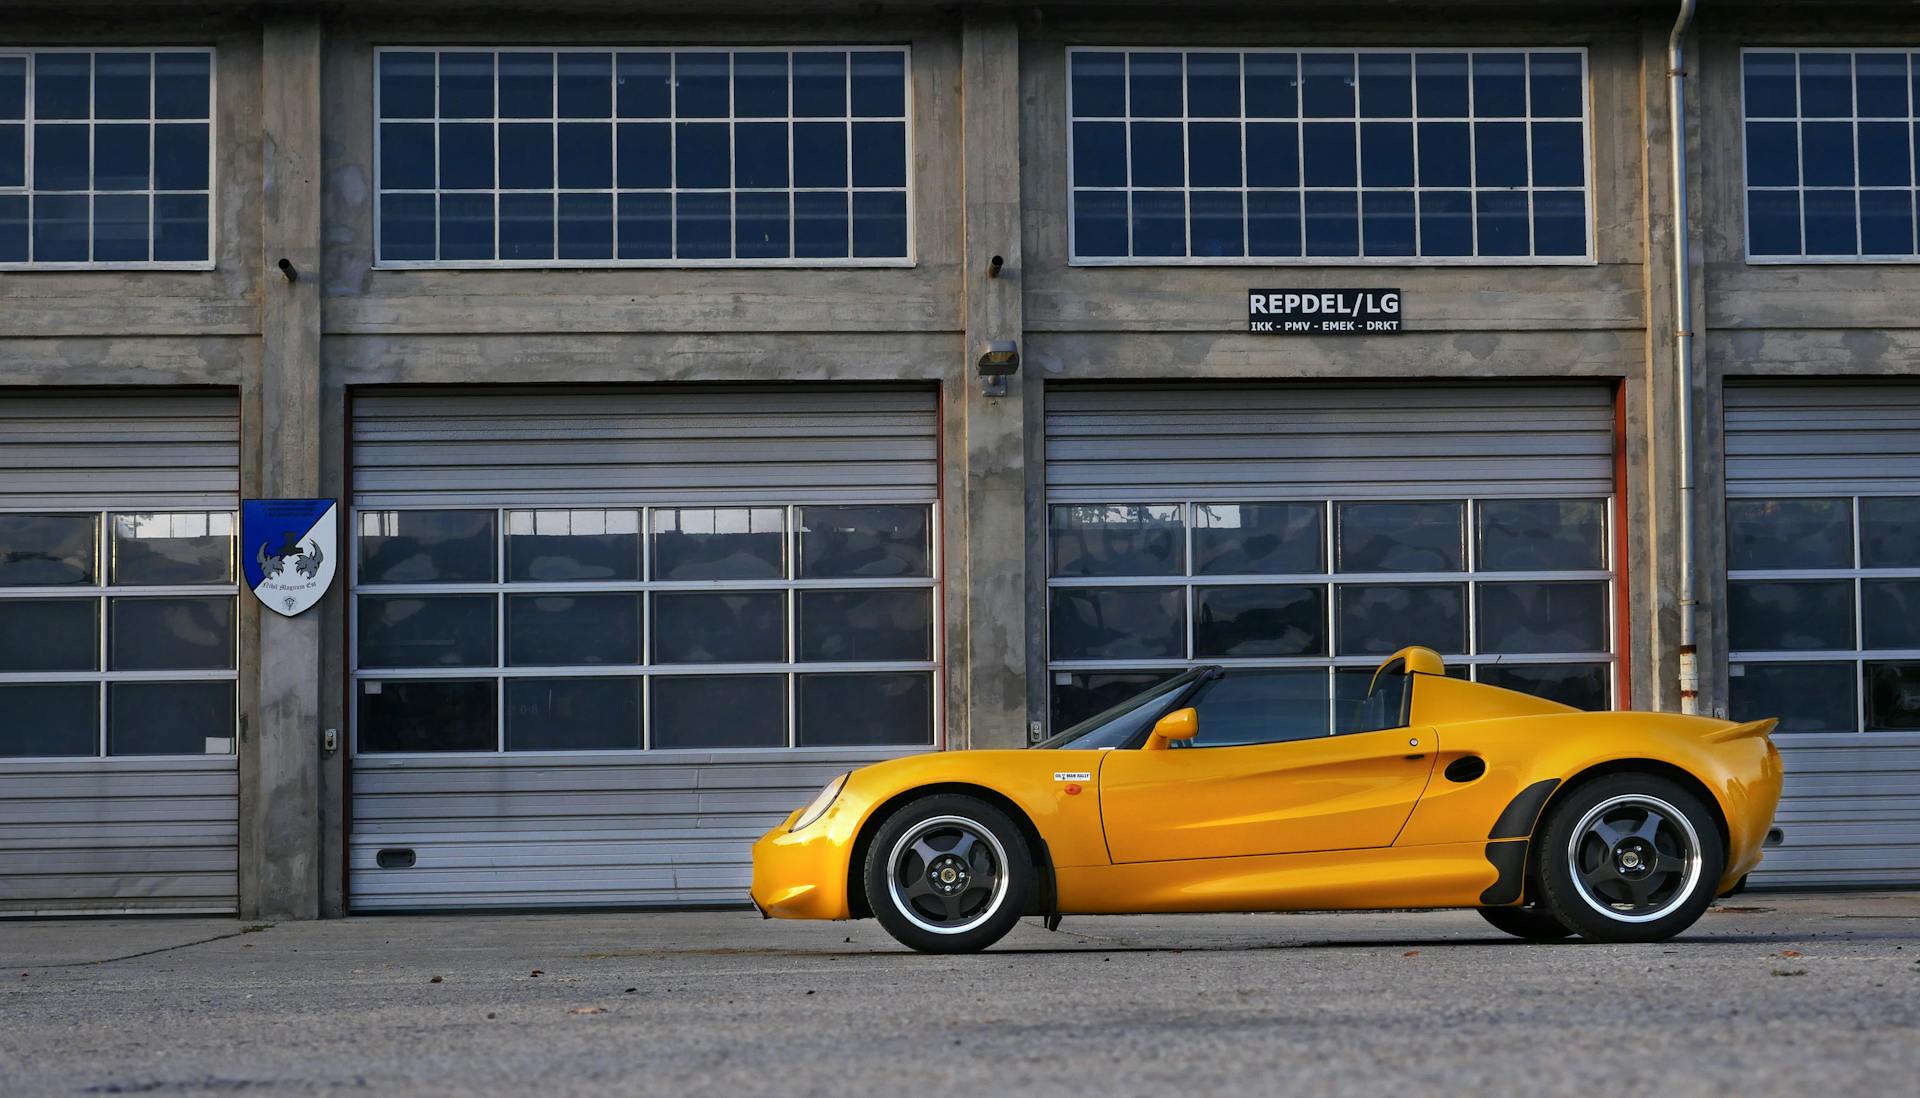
[1131,190,1186,257]
[1360,121,1413,187]
[1477,499,1606,571]
[1049,586,1184,660]
[1336,501,1463,572]
[652,507,783,581]
[1861,190,1915,256]
[506,677,641,751]
[737,121,789,189]
[0,513,95,585]
[850,50,906,118]
[380,193,434,262]
[1247,124,1300,188]
[1856,53,1910,117]
[795,191,848,257]
[357,595,496,669]
[1415,52,1469,116]
[1800,53,1852,118]
[1194,585,1325,658]
[1301,53,1355,118]
[439,52,493,118]
[1302,122,1356,187]
[617,191,671,259]
[793,123,847,188]
[1419,189,1472,255]
[0,599,96,672]
[1071,52,1126,118]
[1471,52,1526,117]
[1358,53,1412,118]
[1859,121,1910,187]
[0,683,98,758]
[1245,53,1298,117]
[1745,122,1798,187]
[1336,583,1466,656]
[1530,122,1584,187]
[1727,580,1855,652]
[1188,52,1241,118]
[1730,662,1855,733]
[1533,190,1588,257]
[1182,670,1328,746]
[1051,670,1167,732]
[506,594,641,666]
[557,122,612,189]
[440,192,494,260]
[652,591,784,663]
[1863,579,1920,650]
[616,123,669,188]
[153,123,208,191]
[651,674,785,749]
[505,509,640,582]
[1743,52,1797,119]
[1476,190,1528,256]
[1477,662,1608,711]
[1726,498,1851,570]
[1476,581,1609,654]
[1529,52,1584,118]
[357,678,497,752]
[1801,122,1855,187]
[558,52,613,118]
[851,191,907,258]
[736,191,790,260]
[108,596,234,671]
[617,52,671,118]
[497,52,553,118]
[798,589,932,662]
[1129,52,1182,118]
[1049,504,1183,577]
[34,124,89,190]
[152,51,209,119]
[1362,191,1415,256]
[1805,189,1859,255]
[379,51,435,118]
[1747,188,1801,256]
[1305,190,1358,256]
[36,54,89,120]
[94,123,149,191]
[1333,667,1424,734]
[1867,661,1920,731]
[90,194,145,262]
[1190,191,1244,258]
[1189,122,1241,187]
[108,681,234,756]
[112,512,232,585]
[794,51,847,117]
[797,672,932,746]
[797,505,929,579]
[676,192,728,257]
[1861,497,1920,568]
[358,510,496,584]
[1193,502,1323,576]
[1074,189,1127,256]
[852,122,905,188]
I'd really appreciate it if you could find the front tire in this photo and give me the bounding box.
[1534,774,1725,943]
[863,794,1032,954]
[1477,905,1575,940]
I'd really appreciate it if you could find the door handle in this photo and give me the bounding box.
[1403,735,1424,760]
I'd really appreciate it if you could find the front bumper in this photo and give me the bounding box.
[747,807,857,921]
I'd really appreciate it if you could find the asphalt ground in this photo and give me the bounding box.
[2,892,1917,1097]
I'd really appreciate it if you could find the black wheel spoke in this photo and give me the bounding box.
[1651,850,1687,877]
[1588,818,1627,849]
[888,816,1007,932]
[909,837,942,872]
[1629,809,1665,845]
[1569,796,1699,919]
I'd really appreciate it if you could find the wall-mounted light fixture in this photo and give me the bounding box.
[977,339,1019,398]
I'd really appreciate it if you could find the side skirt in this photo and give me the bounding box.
[1054,841,1501,916]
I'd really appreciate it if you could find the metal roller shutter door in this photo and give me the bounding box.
[1725,382,1920,888]
[0,392,241,915]
[348,386,940,910]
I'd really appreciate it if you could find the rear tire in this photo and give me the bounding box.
[1534,774,1724,943]
[863,794,1033,954]
[1477,905,1575,940]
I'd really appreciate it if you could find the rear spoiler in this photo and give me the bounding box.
[1704,717,1779,744]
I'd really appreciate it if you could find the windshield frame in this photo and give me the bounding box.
[1031,666,1220,751]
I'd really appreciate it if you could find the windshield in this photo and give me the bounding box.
[1347,659,1413,733]
[1033,667,1214,750]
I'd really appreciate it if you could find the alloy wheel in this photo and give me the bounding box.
[1566,794,1703,923]
[885,815,1009,935]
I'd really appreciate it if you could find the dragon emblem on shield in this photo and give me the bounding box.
[256,530,326,581]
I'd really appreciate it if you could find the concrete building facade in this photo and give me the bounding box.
[1,0,1916,919]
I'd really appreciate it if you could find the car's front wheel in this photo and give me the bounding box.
[1534,774,1725,943]
[863,794,1032,954]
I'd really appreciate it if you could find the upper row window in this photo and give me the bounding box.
[1743,49,1920,262]
[1067,48,1592,264]
[0,49,213,268]
[374,47,911,267]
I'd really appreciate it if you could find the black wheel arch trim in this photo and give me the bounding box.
[1489,778,1562,840]
[1479,839,1529,906]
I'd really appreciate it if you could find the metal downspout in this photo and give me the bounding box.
[1669,0,1701,714]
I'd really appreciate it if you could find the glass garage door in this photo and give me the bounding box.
[1043,384,1618,740]
[347,386,939,910]
[1725,382,1920,887]
[0,393,240,915]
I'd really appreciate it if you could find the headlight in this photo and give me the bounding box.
[790,774,848,832]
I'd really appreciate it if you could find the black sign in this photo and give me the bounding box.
[1248,289,1402,334]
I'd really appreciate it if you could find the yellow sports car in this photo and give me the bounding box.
[750,647,1783,953]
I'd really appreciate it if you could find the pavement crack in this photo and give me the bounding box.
[16,926,269,970]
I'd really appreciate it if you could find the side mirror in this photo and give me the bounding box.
[1145,707,1199,750]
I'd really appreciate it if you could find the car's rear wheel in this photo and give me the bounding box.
[863,794,1032,954]
[1534,774,1724,943]
[1476,904,1574,940]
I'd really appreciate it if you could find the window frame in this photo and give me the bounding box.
[369,44,916,270]
[1043,495,1618,736]
[1740,46,1920,265]
[0,46,218,271]
[1064,45,1598,267]
[347,501,942,757]
[0,509,239,759]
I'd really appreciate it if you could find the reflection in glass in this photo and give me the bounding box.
[797,672,932,746]
[112,512,233,585]
[1192,503,1323,575]
[652,507,783,581]
[1193,585,1325,657]
[356,595,496,668]
[652,590,784,663]
[1049,670,1167,732]
[1336,501,1464,572]
[1189,670,1328,745]
[108,681,235,755]
[505,509,640,582]
[1336,583,1465,655]
[1477,662,1609,711]
[109,596,235,670]
[1867,661,1920,731]
[357,510,496,583]
[1049,504,1184,577]
[0,513,95,586]
[1049,586,1185,660]
[651,674,786,749]
[1476,582,1609,654]
[0,598,97,671]
[0,683,98,757]
[357,679,497,752]
[1476,499,1605,571]
[1729,662,1855,733]
[1861,497,1920,568]
[1726,498,1851,570]
[798,505,930,578]
[505,594,641,666]
[506,678,642,751]
[1727,580,1853,651]
[797,589,932,662]
[1863,578,1920,649]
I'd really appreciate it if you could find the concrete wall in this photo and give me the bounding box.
[2,0,1911,916]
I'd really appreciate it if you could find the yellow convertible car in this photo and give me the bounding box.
[750,647,1783,953]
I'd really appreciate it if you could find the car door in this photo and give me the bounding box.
[1097,673,1439,863]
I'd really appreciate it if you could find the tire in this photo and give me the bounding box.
[863,794,1033,954]
[1477,904,1575,941]
[1534,773,1725,943]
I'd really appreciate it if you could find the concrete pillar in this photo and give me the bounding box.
[959,12,1032,748]
[245,11,325,919]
